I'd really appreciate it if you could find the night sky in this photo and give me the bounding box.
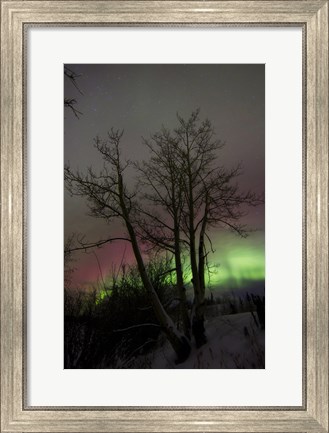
[64,64,265,294]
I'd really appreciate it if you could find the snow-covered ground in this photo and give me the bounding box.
[129,311,265,369]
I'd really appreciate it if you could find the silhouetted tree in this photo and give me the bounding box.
[135,131,191,338]
[64,66,83,118]
[65,129,191,363]
[139,110,263,347]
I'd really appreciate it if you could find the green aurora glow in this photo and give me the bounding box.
[95,230,265,300]
[184,231,265,291]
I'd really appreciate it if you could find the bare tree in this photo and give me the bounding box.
[65,129,191,362]
[136,130,191,338]
[139,110,263,347]
[64,66,83,118]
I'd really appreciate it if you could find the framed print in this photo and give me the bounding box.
[1,1,328,432]
[63,63,266,371]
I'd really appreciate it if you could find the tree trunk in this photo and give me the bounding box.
[118,174,191,363]
[190,227,207,347]
[192,202,209,348]
[193,229,207,347]
[174,229,191,339]
[186,147,207,347]
[129,221,190,362]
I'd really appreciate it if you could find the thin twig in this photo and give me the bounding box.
[112,323,161,333]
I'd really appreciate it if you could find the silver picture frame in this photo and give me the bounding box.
[1,1,328,432]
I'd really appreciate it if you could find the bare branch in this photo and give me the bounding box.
[66,236,131,253]
[64,98,83,118]
[64,66,83,95]
[112,323,161,333]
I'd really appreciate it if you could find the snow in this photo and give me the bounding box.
[129,311,265,369]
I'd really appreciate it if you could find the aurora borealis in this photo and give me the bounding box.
[64,64,265,295]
